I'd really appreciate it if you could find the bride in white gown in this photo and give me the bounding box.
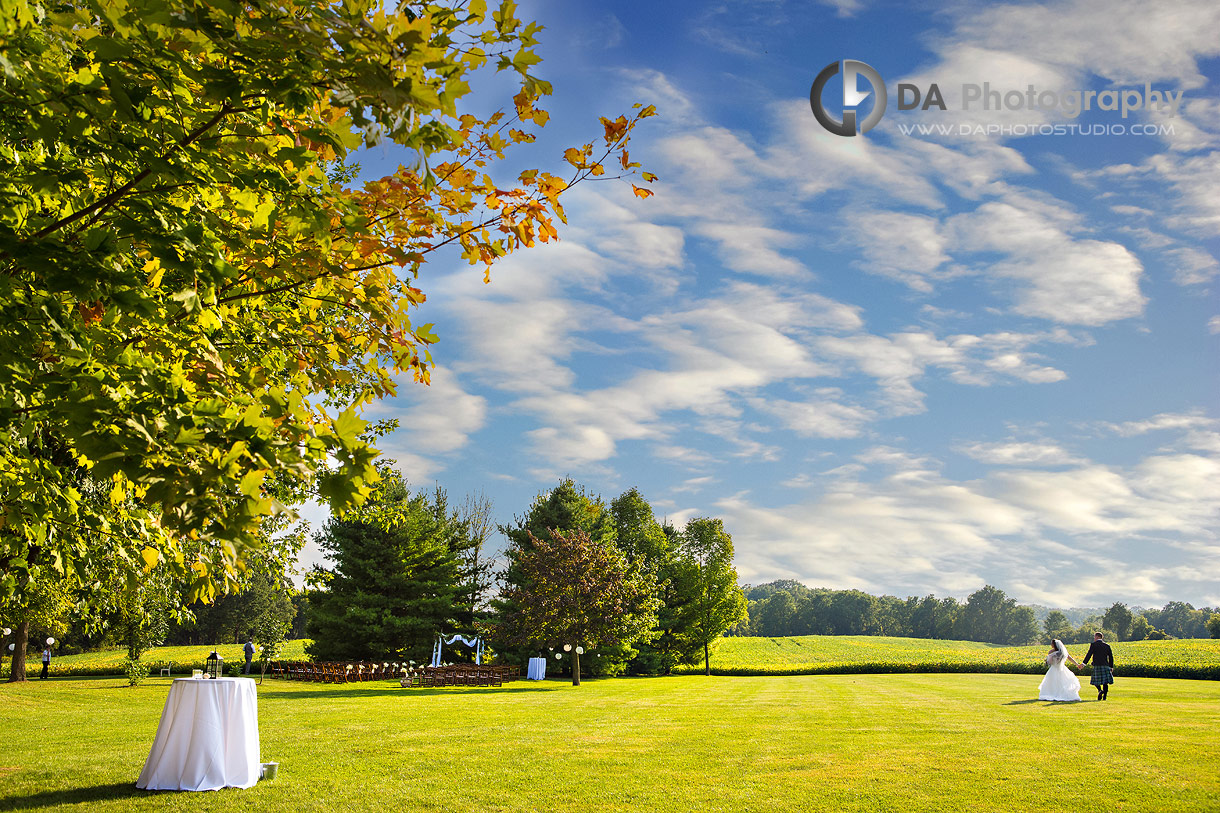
[1039,639,1082,701]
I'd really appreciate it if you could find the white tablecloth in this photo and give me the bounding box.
[137,678,261,791]
[527,657,547,680]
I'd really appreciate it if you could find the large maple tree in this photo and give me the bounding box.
[0,0,653,672]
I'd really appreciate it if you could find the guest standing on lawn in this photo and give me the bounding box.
[40,645,51,680]
[243,639,255,675]
[1083,632,1115,700]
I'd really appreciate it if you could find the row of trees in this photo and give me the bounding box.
[740,582,1038,645]
[1044,601,1220,643]
[741,581,1219,645]
[303,478,748,681]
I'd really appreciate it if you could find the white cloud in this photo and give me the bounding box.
[773,103,943,206]
[1101,411,1217,437]
[819,0,866,16]
[377,368,487,455]
[846,211,950,291]
[717,444,1220,605]
[749,392,875,439]
[947,0,1220,89]
[692,221,810,279]
[895,44,1080,134]
[815,329,1071,415]
[947,199,1146,325]
[956,440,1081,466]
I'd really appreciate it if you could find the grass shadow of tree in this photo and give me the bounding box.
[257,684,560,700]
[0,781,153,810]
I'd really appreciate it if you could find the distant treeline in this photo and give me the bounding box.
[733,581,1220,645]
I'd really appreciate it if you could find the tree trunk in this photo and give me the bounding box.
[7,621,29,683]
[704,641,710,676]
[572,650,581,686]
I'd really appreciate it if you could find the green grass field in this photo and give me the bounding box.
[7,635,1218,681]
[0,641,313,679]
[1,672,1217,812]
[676,635,1220,679]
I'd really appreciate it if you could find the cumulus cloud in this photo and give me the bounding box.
[946,198,1146,325]
[716,445,1220,606]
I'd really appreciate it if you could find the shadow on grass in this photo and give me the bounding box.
[257,683,560,700]
[0,781,149,810]
[1003,698,1086,706]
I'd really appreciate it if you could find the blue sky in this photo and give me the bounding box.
[300,0,1219,609]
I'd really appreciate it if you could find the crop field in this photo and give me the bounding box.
[674,635,1220,679]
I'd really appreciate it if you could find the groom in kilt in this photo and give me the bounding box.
[1083,632,1115,700]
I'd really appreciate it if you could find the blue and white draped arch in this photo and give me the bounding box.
[431,633,484,666]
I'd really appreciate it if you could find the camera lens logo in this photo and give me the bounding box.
[810,60,887,136]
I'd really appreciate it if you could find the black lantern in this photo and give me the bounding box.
[205,651,224,679]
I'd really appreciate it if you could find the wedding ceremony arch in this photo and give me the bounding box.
[431,633,485,666]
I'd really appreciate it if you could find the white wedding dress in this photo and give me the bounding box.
[1038,639,1081,701]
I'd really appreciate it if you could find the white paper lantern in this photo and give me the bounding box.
[46,637,55,646]
[2,627,10,636]
[575,646,584,655]
[7,644,13,651]
[554,652,561,659]
[563,643,572,652]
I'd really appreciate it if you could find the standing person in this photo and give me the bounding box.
[1083,631,1115,700]
[40,644,51,680]
[1038,639,1082,701]
[243,638,255,675]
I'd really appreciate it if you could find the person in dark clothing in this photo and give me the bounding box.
[1083,632,1115,700]
[40,645,51,680]
[243,639,255,675]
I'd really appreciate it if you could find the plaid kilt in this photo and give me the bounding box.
[1090,665,1114,686]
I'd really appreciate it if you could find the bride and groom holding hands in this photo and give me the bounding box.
[1039,632,1115,702]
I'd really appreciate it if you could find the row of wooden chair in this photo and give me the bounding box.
[271,661,403,683]
[400,664,519,688]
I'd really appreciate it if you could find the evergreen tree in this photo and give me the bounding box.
[306,476,472,662]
